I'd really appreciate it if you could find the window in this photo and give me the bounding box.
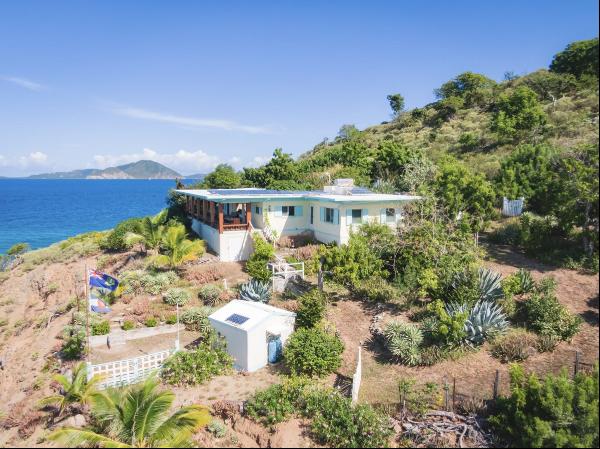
[310,206,314,225]
[325,208,335,223]
[351,209,363,224]
[254,206,261,215]
[282,206,296,216]
[386,208,396,223]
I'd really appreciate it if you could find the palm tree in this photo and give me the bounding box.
[48,377,211,447]
[39,363,103,417]
[124,210,168,254]
[152,224,205,268]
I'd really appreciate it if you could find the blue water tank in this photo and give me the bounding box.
[268,336,283,364]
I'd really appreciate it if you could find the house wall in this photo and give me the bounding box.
[245,314,296,372]
[191,219,220,254]
[338,201,404,244]
[219,230,254,262]
[208,318,249,371]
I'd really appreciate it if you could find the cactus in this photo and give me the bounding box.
[240,279,272,303]
[446,300,509,346]
[383,321,423,366]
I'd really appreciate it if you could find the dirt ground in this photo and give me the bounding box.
[328,243,599,405]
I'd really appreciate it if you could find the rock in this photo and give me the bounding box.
[61,414,87,429]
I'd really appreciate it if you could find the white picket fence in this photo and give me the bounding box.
[351,346,362,404]
[502,197,525,217]
[87,349,174,390]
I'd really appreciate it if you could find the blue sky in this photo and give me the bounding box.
[0,1,598,176]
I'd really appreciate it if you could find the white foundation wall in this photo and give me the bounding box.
[191,219,220,254]
[219,230,254,262]
[209,319,249,371]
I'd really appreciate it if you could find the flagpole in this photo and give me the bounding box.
[85,264,90,363]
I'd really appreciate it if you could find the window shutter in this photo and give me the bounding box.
[274,206,283,217]
[380,208,386,224]
[320,207,325,222]
[362,208,368,223]
[346,208,352,225]
[334,209,340,225]
[296,206,303,216]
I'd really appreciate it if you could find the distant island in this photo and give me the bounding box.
[27,160,182,179]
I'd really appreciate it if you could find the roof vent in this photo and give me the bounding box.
[323,178,355,195]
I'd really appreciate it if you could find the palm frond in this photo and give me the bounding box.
[48,428,131,448]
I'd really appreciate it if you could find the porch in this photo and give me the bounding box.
[185,196,252,234]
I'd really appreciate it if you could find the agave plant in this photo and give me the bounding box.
[240,279,272,303]
[478,268,503,302]
[446,300,509,346]
[515,268,535,294]
[383,321,423,366]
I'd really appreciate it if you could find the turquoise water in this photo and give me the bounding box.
[0,179,184,253]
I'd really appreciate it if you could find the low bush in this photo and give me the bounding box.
[522,290,581,341]
[283,328,343,377]
[121,270,179,295]
[163,288,191,306]
[100,217,142,251]
[198,284,222,306]
[384,321,423,366]
[182,265,224,284]
[144,317,158,327]
[398,378,443,417]
[180,307,212,334]
[206,420,227,438]
[295,290,327,329]
[536,334,560,353]
[354,276,402,303]
[60,327,86,360]
[245,378,311,426]
[121,320,135,331]
[160,339,233,386]
[91,320,110,336]
[165,314,177,325]
[490,329,538,362]
[489,364,599,448]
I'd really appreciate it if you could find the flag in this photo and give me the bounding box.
[88,269,119,291]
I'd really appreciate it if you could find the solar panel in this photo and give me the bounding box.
[226,313,249,326]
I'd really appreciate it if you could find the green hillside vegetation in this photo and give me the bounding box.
[189,38,599,270]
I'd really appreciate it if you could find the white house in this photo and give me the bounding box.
[177,179,421,262]
[208,300,296,372]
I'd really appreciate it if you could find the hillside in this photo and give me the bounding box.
[28,160,182,179]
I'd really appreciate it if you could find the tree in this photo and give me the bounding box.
[246,234,275,282]
[435,72,496,107]
[203,164,241,189]
[283,328,344,377]
[153,224,205,267]
[48,377,211,447]
[435,159,496,233]
[495,144,557,215]
[387,93,406,117]
[6,242,30,256]
[337,124,360,141]
[491,86,547,139]
[550,37,599,79]
[124,209,168,253]
[242,148,304,190]
[39,363,103,418]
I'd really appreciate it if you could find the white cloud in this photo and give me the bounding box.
[93,148,221,174]
[17,151,49,167]
[1,76,45,91]
[111,105,275,134]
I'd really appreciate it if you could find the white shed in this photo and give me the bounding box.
[208,300,296,372]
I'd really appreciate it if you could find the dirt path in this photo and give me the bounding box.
[329,245,599,405]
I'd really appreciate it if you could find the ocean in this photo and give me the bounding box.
[0,179,189,253]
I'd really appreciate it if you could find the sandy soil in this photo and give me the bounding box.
[329,244,599,405]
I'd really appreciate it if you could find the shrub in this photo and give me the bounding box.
[283,328,343,377]
[207,420,227,438]
[144,317,158,327]
[384,321,423,366]
[121,320,135,331]
[354,276,402,303]
[91,320,110,336]
[426,300,468,347]
[181,307,212,334]
[246,234,275,282]
[198,284,222,306]
[245,378,311,426]
[489,364,599,448]
[446,300,509,345]
[60,327,86,360]
[502,268,535,297]
[7,242,30,256]
[398,378,443,417]
[490,329,538,362]
[419,345,449,366]
[536,334,560,353]
[295,290,327,329]
[121,270,179,295]
[489,221,522,245]
[182,265,224,284]
[163,288,191,306]
[522,290,581,341]
[165,314,177,325]
[239,279,271,303]
[160,340,233,386]
[100,217,142,251]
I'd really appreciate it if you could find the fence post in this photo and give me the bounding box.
[574,351,581,378]
[444,378,449,411]
[493,370,500,400]
[452,377,456,412]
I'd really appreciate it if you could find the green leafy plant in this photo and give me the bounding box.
[246,234,275,282]
[121,320,135,331]
[161,340,233,386]
[144,317,158,327]
[353,276,402,303]
[165,314,177,325]
[198,284,222,306]
[283,328,343,377]
[91,320,110,336]
[383,321,423,366]
[295,289,327,329]
[446,300,509,345]
[163,287,191,306]
[398,378,442,417]
[426,299,468,346]
[523,290,581,341]
[239,279,271,303]
[489,364,599,448]
[152,224,205,268]
[180,307,212,334]
[490,329,538,362]
[48,377,211,447]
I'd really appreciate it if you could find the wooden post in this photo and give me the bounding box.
[444,378,449,411]
[84,265,90,363]
[246,203,252,228]
[493,370,500,399]
[209,202,215,227]
[452,377,456,412]
[318,257,324,292]
[574,351,581,378]
[218,203,224,234]
[203,200,208,223]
